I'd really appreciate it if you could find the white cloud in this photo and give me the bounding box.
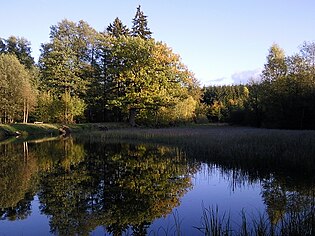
[230,69,262,84]
[206,68,262,86]
[206,77,233,86]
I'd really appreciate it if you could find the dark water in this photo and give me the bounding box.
[0,136,314,235]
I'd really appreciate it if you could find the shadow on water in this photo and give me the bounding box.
[0,130,314,235]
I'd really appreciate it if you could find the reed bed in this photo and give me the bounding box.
[80,125,315,181]
[77,125,315,235]
[146,203,315,236]
[194,204,315,236]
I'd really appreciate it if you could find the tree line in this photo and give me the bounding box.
[0,6,199,126]
[203,43,315,129]
[1,5,315,129]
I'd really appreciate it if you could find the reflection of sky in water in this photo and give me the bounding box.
[0,163,264,235]
[149,164,264,235]
[0,196,50,236]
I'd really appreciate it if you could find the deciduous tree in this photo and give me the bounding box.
[105,36,194,126]
[39,19,98,123]
[0,54,36,123]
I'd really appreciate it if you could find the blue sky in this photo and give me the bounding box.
[1,0,315,86]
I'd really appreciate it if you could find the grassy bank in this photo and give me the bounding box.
[0,122,129,140]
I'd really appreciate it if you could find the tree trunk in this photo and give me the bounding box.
[23,101,25,123]
[26,102,29,123]
[23,142,29,162]
[128,108,137,127]
[23,99,29,123]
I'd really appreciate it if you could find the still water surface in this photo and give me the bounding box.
[0,136,313,235]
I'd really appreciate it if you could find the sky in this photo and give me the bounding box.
[1,0,315,86]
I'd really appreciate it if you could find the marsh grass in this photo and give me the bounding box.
[279,205,315,236]
[84,125,315,181]
[192,204,315,236]
[120,204,315,236]
[194,205,232,236]
[148,210,183,236]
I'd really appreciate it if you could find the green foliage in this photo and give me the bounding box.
[203,85,249,123]
[141,96,198,126]
[259,42,315,129]
[35,10,199,125]
[58,92,86,123]
[3,8,315,128]
[35,91,86,123]
[0,54,36,123]
[262,43,287,82]
[39,20,95,97]
[0,6,203,125]
[202,42,315,129]
[0,36,35,69]
[101,35,197,126]
[34,91,57,123]
[0,36,38,123]
[194,102,209,124]
[38,20,98,123]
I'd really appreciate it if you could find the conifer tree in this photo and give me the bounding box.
[107,17,130,38]
[131,5,152,40]
[0,38,5,52]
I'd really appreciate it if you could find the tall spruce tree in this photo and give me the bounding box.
[131,5,152,40]
[107,17,130,38]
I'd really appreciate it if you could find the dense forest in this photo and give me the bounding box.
[1,6,315,129]
[203,42,315,129]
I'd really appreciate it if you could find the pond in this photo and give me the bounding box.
[0,135,314,235]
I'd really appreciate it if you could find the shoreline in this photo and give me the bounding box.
[0,122,129,141]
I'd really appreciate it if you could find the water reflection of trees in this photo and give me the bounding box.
[1,135,315,235]
[0,137,85,221]
[261,175,315,233]
[203,161,315,233]
[38,141,196,235]
[0,142,37,220]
